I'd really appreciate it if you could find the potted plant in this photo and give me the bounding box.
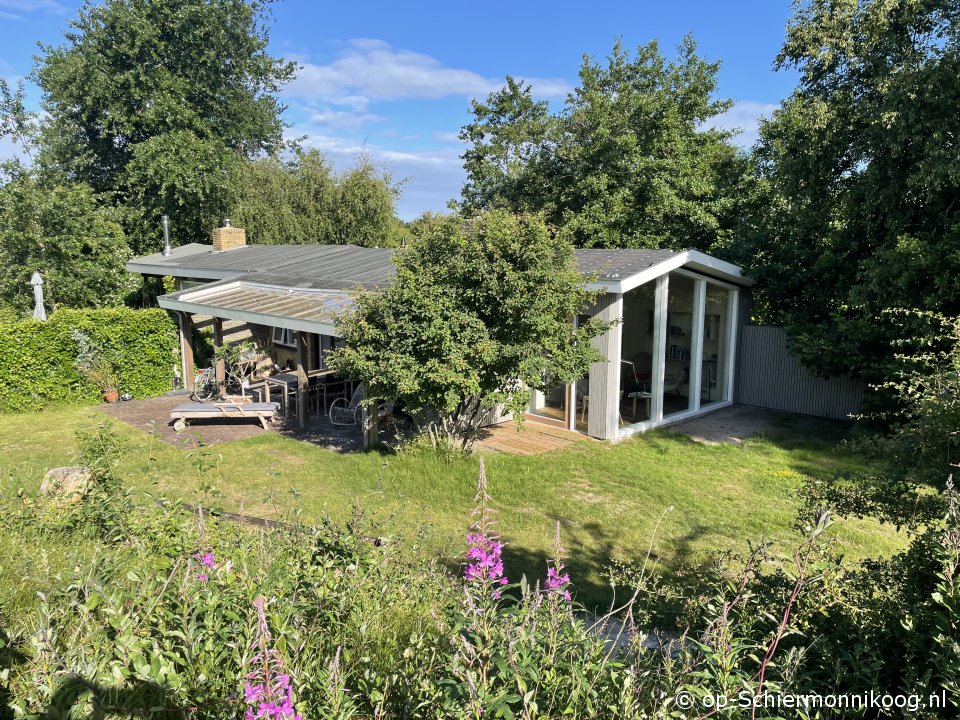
[214,340,259,402]
[72,330,120,402]
[86,357,120,403]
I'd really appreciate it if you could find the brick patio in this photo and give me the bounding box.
[99,393,367,451]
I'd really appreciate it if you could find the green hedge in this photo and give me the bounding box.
[0,307,178,412]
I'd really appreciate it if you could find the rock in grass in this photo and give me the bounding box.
[40,466,93,503]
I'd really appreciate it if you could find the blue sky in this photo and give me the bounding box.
[0,0,799,219]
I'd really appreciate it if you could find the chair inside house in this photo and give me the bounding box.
[701,360,719,402]
[623,353,652,392]
[575,379,590,423]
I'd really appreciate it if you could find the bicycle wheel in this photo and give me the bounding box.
[191,378,215,402]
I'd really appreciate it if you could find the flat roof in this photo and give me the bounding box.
[130,243,749,293]
[160,278,351,336]
[128,243,395,289]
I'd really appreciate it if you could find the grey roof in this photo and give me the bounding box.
[573,249,681,280]
[131,243,688,287]
[128,242,395,289]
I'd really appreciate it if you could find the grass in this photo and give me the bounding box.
[0,404,906,608]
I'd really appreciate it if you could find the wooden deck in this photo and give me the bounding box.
[474,421,588,455]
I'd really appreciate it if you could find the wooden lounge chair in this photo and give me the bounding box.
[170,402,280,432]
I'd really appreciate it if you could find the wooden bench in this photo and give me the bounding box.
[170,402,281,432]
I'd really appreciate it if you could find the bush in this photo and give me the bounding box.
[0,307,177,412]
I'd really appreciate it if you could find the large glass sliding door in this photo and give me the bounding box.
[700,282,732,405]
[618,282,656,425]
[527,380,571,428]
[661,273,697,418]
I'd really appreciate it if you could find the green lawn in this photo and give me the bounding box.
[0,405,904,607]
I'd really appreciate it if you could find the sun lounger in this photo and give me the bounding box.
[170,402,281,431]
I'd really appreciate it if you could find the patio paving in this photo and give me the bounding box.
[99,392,367,451]
[669,405,851,446]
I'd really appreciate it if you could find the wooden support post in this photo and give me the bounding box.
[361,385,378,450]
[296,330,308,430]
[212,317,225,392]
[587,292,623,440]
[179,312,195,390]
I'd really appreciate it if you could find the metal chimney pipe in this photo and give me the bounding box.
[161,215,172,256]
[223,218,232,228]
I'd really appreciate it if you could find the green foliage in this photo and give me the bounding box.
[0,307,177,412]
[0,173,135,313]
[732,0,960,384]
[330,160,405,247]
[227,150,405,247]
[459,37,745,251]
[33,0,296,253]
[2,429,952,719]
[330,211,611,451]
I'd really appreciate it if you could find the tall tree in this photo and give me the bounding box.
[458,38,744,251]
[733,0,960,387]
[0,175,134,313]
[34,0,296,253]
[226,150,405,247]
[330,211,610,452]
[0,80,133,313]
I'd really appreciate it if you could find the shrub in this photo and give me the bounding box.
[0,307,177,412]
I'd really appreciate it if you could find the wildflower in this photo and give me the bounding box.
[544,563,571,601]
[544,522,572,602]
[243,596,302,720]
[464,457,508,597]
[192,550,216,582]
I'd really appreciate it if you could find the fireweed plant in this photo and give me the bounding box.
[243,596,302,720]
[544,522,572,602]
[464,457,508,597]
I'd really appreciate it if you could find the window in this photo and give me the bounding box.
[272,327,296,347]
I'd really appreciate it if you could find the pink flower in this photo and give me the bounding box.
[243,597,302,720]
[197,572,208,582]
[544,562,572,602]
[200,551,216,568]
[464,459,508,595]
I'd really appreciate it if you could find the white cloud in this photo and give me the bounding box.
[285,39,571,104]
[431,131,462,144]
[0,0,67,18]
[291,129,464,220]
[304,105,381,130]
[708,100,777,148]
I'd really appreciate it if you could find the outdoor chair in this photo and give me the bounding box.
[329,383,366,425]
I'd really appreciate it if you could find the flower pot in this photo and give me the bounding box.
[103,389,120,404]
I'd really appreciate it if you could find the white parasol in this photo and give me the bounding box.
[31,271,46,321]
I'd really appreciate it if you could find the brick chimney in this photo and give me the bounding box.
[212,218,246,251]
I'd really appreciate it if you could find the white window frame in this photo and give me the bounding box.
[272,327,296,347]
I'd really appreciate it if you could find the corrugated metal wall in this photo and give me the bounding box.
[735,325,864,420]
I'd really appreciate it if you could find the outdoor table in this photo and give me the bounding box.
[264,372,299,417]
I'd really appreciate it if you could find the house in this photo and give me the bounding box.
[127,222,752,442]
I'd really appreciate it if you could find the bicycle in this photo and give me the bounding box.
[191,367,218,401]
